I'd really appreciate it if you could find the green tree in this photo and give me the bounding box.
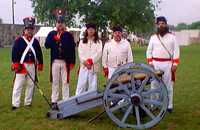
[189,21,200,29]
[176,23,188,30]
[0,18,2,24]
[31,0,155,32]
[30,0,83,26]
[175,21,200,30]
[102,0,155,32]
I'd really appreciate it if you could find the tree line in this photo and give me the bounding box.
[176,21,200,30]
[30,0,158,33]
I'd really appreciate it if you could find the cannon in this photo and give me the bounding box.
[47,63,168,129]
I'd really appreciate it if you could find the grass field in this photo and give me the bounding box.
[0,44,200,130]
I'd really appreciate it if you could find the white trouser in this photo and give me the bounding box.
[152,61,173,109]
[51,60,69,103]
[76,66,97,95]
[108,67,117,79]
[12,64,35,107]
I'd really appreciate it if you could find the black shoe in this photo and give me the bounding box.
[167,108,173,113]
[51,103,59,110]
[12,106,18,111]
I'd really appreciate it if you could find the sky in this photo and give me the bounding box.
[0,0,200,25]
[0,0,33,24]
[155,0,200,25]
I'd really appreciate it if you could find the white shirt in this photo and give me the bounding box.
[102,39,133,68]
[146,33,180,65]
[78,39,102,71]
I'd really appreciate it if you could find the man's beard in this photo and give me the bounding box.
[114,36,121,42]
[157,27,169,36]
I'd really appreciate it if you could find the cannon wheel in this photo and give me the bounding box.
[103,63,168,129]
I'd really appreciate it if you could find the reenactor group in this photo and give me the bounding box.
[11,9,180,113]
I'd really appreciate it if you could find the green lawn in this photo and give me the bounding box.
[0,44,200,130]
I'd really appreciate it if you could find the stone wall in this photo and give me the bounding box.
[0,24,40,47]
[0,24,81,47]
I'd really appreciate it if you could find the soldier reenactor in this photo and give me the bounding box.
[45,9,76,110]
[11,17,43,110]
[102,26,133,79]
[146,16,180,113]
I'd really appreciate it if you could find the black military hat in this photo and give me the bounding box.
[112,26,123,32]
[52,9,65,23]
[23,17,35,29]
[56,15,65,23]
[86,23,96,29]
[156,16,167,24]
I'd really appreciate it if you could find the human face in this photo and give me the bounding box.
[156,21,168,33]
[113,31,122,42]
[87,28,96,37]
[56,22,66,32]
[24,28,34,37]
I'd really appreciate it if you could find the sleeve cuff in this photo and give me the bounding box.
[37,64,43,71]
[147,58,153,64]
[173,58,180,66]
[86,58,93,65]
[11,63,20,70]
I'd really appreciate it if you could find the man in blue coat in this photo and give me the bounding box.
[45,9,76,110]
[11,17,43,110]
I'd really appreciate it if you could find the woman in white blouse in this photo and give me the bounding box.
[75,23,102,95]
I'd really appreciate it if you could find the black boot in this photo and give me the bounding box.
[12,106,18,111]
[167,108,173,113]
[51,103,59,110]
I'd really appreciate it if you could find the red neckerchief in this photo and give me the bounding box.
[23,34,33,41]
[54,31,63,43]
